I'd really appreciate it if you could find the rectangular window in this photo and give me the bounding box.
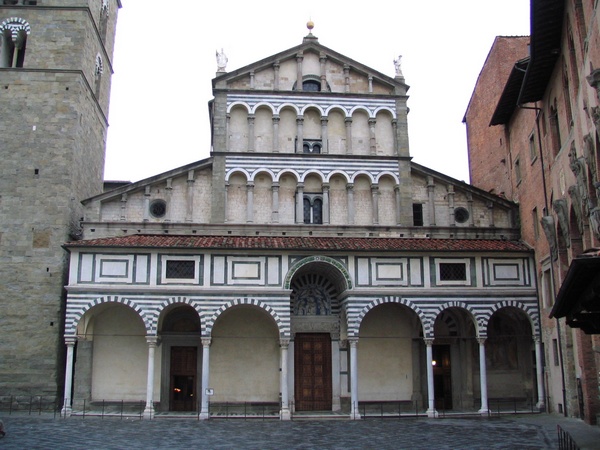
[529,132,537,163]
[166,260,195,279]
[413,203,424,226]
[439,263,466,281]
[552,338,559,366]
[532,207,540,239]
[542,268,554,308]
[515,158,522,184]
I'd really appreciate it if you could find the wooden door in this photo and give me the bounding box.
[170,346,197,411]
[294,333,332,411]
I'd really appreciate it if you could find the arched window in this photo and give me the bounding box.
[0,17,31,68]
[303,194,323,224]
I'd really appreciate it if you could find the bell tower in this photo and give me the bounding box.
[0,0,120,402]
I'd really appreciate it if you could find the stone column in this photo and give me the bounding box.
[246,181,254,223]
[323,183,330,224]
[224,181,230,222]
[392,120,398,155]
[273,61,280,91]
[280,339,291,420]
[345,118,353,154]
[143,336,158,419]
[534,336,546,411]
[394,185,401,225]
[165,178,173,222]
[448,185,455,225]
[296,183,304,224]
[369,118,377,155]
[425,338,437,417]
[143,186,150,221]
[247,114,255,152]
[272,182,280,223]
[186,170,194,222]
[347,183,355,224]
[249,70,255,89]
[296,117,304,153]
[343,64,350,93]
[368,75,373,93]
[427,177,436,226]
[487,202,495,227]
[349,339,361,419]
[296,52,304,91]
[272,115,280,153]
[371,184,379,225]
[467,193,474,226]
[320,53,327,91]
[120,193,127,221]
[477,338,490,414]
[62,336,77,416]
[226,114,231,151]
[200,338,211,420]
[321,117,329,154]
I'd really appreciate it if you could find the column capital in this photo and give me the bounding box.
[533,335,541,344]
[348,338,359,348]
[64,336,78,345]
[201,337,212,347]
[346,183,354,191]
[146,335,158,346]
[423,338,434,346]
[272,115,280,123]
[280,338,290,348]
[296,116,304,124]
[345,117,353,124]
[477,337,487,345]
[246,181,255,189]
[322,182,330,191]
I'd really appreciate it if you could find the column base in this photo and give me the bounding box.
[61,406,72,417]
[199,411,210,420]
[143,406,154,420]
[350,409,362,420]
[426,408,438,418]
[478,408,490,416]
[280,408,291,421]
[536,401,545,412]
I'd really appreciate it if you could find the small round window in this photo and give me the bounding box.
[454,207,469,224]
[150,199,167,218]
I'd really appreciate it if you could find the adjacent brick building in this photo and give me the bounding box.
[465,0,600,424]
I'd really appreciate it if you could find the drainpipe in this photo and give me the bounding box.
[515,94,567,416]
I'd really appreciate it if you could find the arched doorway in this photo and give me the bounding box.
[74,302,147,405]
[210,305,280,404]
[485,307,535,404]
[358,303,423,406]
[158,305,201,412]
[290,260,346,412]
[432,308,478,411]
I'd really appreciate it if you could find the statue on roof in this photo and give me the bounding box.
[216,48,228,72]
[394,55,403,77]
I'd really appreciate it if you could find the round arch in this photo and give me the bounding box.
[350,296,426,338]
[284,255,352,291]
[431,301,482,337]
[205,297,286,337]
[66,295,149,336]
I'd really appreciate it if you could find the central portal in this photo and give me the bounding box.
[294,333,332,411]
[170,346,197,411]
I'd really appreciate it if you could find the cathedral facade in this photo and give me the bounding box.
[61,27,542,419]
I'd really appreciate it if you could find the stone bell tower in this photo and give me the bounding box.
[0,0,120,403]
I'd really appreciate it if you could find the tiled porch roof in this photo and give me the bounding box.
[65,234,531,253]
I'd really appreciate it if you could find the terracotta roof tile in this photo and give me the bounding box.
[64,235,531,253]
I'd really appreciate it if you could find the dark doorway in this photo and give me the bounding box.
[294,333,332,411]
[170,346,197,411]
[433,344,452,410]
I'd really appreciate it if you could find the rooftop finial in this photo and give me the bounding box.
[307,19,314,34]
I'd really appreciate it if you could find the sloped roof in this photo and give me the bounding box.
[65,234,531,253]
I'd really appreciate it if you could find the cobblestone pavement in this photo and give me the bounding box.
[0,414,565,449]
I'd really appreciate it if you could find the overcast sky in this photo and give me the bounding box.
[104,1,530,183]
